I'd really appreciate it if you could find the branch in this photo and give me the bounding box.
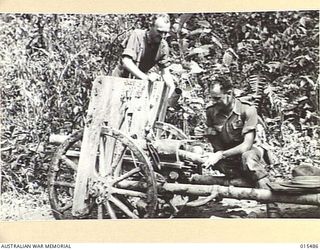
[58,48,86,81]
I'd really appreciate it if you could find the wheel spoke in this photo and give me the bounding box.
[105,200,117,219]
[160,131,166,138]
[109,195,139,219]
[60,155,77,171]
[113,145,127,178]
[111,187,147,198]
[130,151,141,170]
[112,167,140,185]
[97,204,104,219]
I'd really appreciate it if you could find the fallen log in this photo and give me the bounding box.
[117,180,320,206]
[190,174,252,187]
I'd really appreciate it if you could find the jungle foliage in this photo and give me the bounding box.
[1,11,319,193]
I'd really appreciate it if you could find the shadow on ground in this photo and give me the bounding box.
[176,198,320,219]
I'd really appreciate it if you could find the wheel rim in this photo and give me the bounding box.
[154,121,188,140]
[48,127,157,219]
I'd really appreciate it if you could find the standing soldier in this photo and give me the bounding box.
[112,13,175,94]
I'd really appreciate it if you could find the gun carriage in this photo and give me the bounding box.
[48,76,320,219]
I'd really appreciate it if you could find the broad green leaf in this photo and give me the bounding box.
[301,76,315,87]
[188,60,204,74]
[188,28,211,36]
[197,20,211,28]
[187,47,210,57]
[222,50,233,66]
[169,63,185,73]
[178,13,193,33]
[211,34,223,49]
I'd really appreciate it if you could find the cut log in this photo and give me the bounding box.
[190,174,253,187]
[116,180,320,206]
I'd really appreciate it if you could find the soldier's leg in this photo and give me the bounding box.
[241,147,281,218]
[241,147,268,182]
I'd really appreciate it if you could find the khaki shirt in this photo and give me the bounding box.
[112,29,170,78]
[205,99,258,151]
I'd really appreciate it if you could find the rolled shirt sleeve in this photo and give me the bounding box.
[121,30,141,62]
[242,105,258,135]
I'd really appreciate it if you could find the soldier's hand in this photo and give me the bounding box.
[147,72,160,82]
[194,126,205,136]
[202,151,224,169]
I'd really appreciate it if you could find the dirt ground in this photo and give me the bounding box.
[1,191,320,221]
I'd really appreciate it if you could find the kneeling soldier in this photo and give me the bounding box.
[201,75,280,218]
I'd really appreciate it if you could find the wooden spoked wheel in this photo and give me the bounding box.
[48,126,158,219]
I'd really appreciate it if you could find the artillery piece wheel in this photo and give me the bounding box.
[48,127,157,219]
[152,121,202,217]
[153,121,188,140]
